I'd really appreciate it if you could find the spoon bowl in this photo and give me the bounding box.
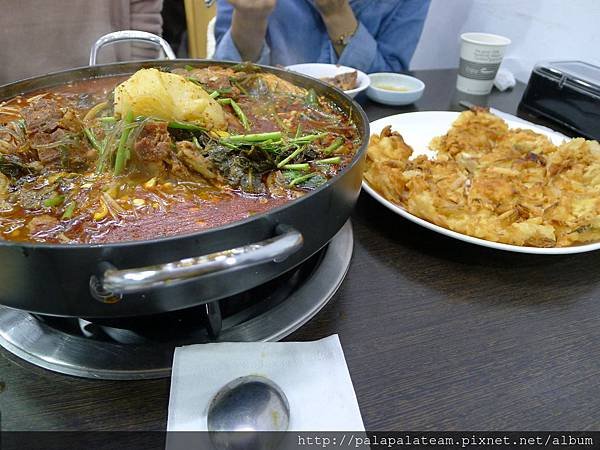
[207,375,290,449]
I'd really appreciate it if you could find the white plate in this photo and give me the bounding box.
[362,111,600,254]
[285,63,369,98]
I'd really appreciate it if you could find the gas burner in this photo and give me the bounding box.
[0,221,353,379]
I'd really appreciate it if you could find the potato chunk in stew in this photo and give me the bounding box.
[114,68,227,130]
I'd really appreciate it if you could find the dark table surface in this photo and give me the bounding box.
[3,69,600,432]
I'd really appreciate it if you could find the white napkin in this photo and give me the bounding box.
[494,67,516,91]
[167,335,365,432]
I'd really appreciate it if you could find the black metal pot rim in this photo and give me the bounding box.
[0,59,370,250]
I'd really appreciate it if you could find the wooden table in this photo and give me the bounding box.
[3,69,600,432]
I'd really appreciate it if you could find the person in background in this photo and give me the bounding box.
[213,0,431,73]
[0,0,164,85]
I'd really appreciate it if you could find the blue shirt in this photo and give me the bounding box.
[213,0,431,73]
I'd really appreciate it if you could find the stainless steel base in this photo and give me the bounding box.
[0,221,353,380]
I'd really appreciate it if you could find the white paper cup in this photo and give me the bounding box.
[456,32,511,95]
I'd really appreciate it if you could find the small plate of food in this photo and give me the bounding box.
[363,109,600,254]
[286,63,369,98]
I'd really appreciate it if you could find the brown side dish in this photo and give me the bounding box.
[321,71,358,90]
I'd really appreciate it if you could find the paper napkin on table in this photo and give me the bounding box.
[494,67,516,91]
[167,334,365,432]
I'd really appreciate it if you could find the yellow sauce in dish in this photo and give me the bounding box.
[373,83,410,92]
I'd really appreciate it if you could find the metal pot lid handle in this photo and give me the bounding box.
[89,30,177,66]
[91,227,304,298]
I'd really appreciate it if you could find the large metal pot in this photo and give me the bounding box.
[0,32,368,318]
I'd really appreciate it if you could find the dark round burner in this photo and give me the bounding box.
[0,221,353,379]
[38,248,325,345]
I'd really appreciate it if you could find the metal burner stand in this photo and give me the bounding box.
[0,221,353,380]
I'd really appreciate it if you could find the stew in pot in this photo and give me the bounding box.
[0,64,360,244]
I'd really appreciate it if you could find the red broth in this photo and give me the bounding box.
[0,66,359,244]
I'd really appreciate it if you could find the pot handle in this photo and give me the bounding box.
[89,30,177,66]
[90,226,303,298]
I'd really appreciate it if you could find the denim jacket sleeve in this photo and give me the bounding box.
[332,0,431,73]
[213,0,430,71]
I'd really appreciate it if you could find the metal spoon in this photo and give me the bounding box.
[207,375,290,450]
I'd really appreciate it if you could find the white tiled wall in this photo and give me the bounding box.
[410,0,600,82]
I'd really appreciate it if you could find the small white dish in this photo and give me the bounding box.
[366,73,425,105]
[286,63,369,98]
